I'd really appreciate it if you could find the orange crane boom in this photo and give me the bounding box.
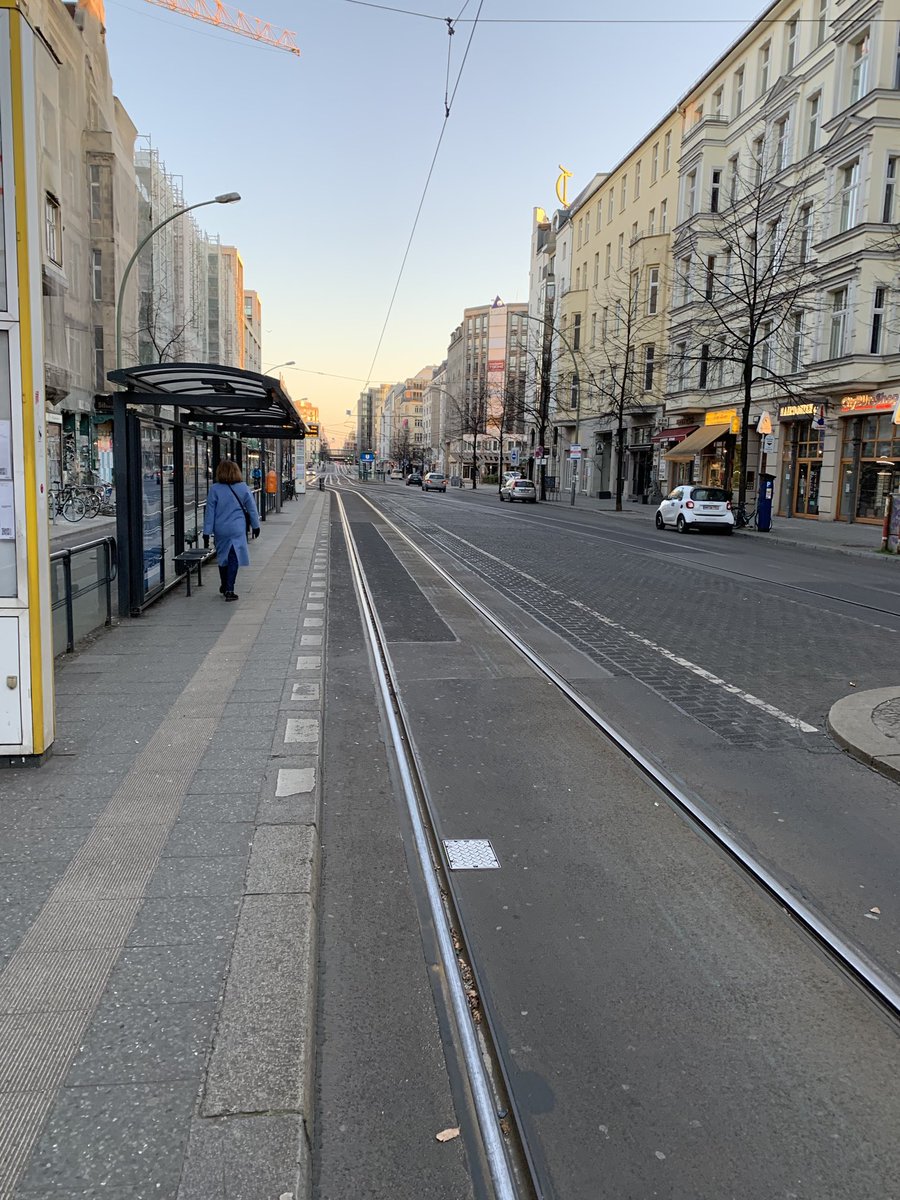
[142,0,300,54]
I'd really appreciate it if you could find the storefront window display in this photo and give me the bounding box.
[838,409,900,522]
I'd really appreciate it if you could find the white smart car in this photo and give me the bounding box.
[655,485,734,533]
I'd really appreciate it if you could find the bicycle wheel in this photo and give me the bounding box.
[83,492,101,519]
[63,495,86,522]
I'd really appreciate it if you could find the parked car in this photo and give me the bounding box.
[389,469,405,480]
[500,477,537,503]
[406,472,423,486]
[655,485,734,533]
[502,471,521,484]
[423,472,447,493]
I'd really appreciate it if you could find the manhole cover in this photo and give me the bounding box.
[443,839,501,870]
[872,698,900,739]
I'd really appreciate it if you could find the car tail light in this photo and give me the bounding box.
[685,500,695,509]
[726,501,732,510]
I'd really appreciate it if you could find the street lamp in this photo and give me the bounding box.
[115,192,241,372]
[263,360,296,375]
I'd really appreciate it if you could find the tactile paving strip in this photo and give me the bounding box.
[443,839,501,870]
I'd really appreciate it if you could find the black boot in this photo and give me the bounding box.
[218,565,228,595]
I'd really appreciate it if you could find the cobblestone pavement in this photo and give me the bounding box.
[363,488,898,751]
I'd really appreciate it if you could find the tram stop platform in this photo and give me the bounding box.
[828,685,900,784]
[0,492,329,1198]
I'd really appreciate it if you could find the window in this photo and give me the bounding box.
[614,301,623,335]
[91,248,102,300]
[648,207,656,235]
[617,232,624,268]
[651,142,659,183]
[663,132,672,173]
[593,252,600,286]
[758,42,771,95]
[693,104,704,126]
[575,266,581,290]
[786,14,799,71]
[596,200,602,230]
[585,210,591,241]
[601,307,609,340]
[674,341,688,389]
[685,170,697,217]
[699,343,710,389]
[705,255,716,300]
[604,243,611,276]
[573,312,582,350]
[774,115,790,172]
[850,33,870,103]
[630,269,640,308]
[723,247,733,287]
[620,175,627,211]
[734,66,745,116]
[759,322,774,375]
[790,311,804,371]
[631,221,638,243]
[895,27,900,89]
[660,198,668,232]
[816,0,827,47]
[829,286,849,358]
[591,312,597,349]
[607,191,614,223]
[883,157,897,222]
[839,160,860,231]
[89,164,102,221]
[711,169,722,213]
[93,325,104,388]
[713,86,724,117]
[679,255,692,305]
[44,194,62,265]
[635,160,642,198]
[807,93,820,155]
[871,286,886,353]
[799,203,814,259]
[729,154,740,203]
[570,375,579,409]
[647,266,660,315]
[577,218,583,249]
[753,136,765,185]
[644,344,655,390]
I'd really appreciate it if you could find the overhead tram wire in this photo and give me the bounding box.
[360,0,486,393]
[337,0,882,23]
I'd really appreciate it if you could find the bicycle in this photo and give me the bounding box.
[734,501,758,529]
[48,486,86,522]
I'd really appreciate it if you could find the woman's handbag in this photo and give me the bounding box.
[227,484,253,536]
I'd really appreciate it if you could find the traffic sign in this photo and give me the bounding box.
[360,451,375,462]
[509,449,519,466]
[569,444,582,459]
[534,447,545,460]
[306,422,319,437]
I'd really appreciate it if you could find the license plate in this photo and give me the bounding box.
[701,504,718,510]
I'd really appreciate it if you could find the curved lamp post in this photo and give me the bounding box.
[262,360,296,375]
[115,192,241,372]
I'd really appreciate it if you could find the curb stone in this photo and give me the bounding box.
[827,685,900,784]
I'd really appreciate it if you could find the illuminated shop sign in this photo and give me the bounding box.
[778,402,817,420]
[704,408,740,434]
[840,391,899,415]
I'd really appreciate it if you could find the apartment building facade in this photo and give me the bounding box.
[242,290,262,372]
[667,0,900,523]
[444,300,527,481]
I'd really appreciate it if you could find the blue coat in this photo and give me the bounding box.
[203,481,260,567]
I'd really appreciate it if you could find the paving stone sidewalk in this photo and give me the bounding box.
[0,493,329,1199]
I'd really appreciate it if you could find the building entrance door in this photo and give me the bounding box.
[794,460,821,516]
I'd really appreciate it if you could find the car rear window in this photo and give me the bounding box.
[691,488,729,502]
[513,480,532,487]
[429,474,445,480]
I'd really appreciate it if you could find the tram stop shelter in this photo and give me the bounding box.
[107,363,308,617]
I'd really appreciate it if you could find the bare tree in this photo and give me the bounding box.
[446,381,493,488]
[127,282,201,364]
[671,142,818,507]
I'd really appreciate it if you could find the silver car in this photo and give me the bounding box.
[500,477,537,503]
[423,472,447,493]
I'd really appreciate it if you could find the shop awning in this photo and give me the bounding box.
[652,424,698,444]
[664,422,731,460]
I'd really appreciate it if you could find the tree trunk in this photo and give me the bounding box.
[738,357,753,507]
[615,414,626,511]
[471,436,478,489]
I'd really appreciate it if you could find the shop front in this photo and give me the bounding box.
[778,401,823,518]
[653,424,698,489]
[663,416,734,487]
[628,425,654,501]
[837,391,900,523]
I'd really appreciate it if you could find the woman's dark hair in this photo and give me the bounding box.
[216,460,242,484]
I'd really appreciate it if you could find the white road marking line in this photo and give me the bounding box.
[285,718,319,743]
[276,768,315,796]
[397,519,818,735]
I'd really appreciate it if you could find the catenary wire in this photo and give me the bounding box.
[336,0,890,23]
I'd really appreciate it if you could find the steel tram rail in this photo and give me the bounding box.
[338,481,900,1027]
[333,490,536,1200]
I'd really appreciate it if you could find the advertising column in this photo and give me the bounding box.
[0,3,55,758]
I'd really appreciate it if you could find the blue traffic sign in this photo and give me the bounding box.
[360,451,375,462]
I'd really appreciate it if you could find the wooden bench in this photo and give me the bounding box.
[173,548,210,597]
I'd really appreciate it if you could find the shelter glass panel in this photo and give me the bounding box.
[0,331,16,596]
[140,424,164,599]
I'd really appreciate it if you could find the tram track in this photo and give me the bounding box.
[334,479,900,1198]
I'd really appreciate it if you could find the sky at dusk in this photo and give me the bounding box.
[104,0,761,442]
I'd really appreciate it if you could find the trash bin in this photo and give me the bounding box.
[757,473,774,531]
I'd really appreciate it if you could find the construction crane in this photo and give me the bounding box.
[142,0,300,55]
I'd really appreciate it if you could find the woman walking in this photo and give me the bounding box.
[202,460,260,601]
